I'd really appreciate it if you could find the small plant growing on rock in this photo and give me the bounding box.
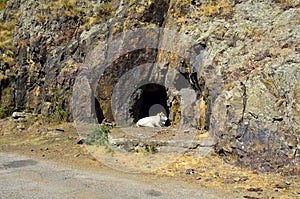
[82,2,115,30]
[50,84,72,123]
[129,143,158,154]
[144,143,158,154]
[96,2,115,18]
[0,105,30,119]
[0,105,13,119]
[85,124,111,147]
[0,19,17,67]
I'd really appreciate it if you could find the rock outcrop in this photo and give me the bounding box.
[0,0,299,174]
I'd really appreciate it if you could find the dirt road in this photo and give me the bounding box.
[1,119,299,198]
[0,152,237,199]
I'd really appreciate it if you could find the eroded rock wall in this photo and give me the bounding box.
[0,0,299,174]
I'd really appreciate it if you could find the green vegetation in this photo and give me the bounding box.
[0,0,19,68]
[82,2,115,29]
[38,0,115,27]
[143,143,158,154]
[0,105,31,119]
[51,84,72,123]
[129,143,158,154]
[60,0,83,17]
[85,124,111,147]
[0,19,17,67]
[96,2,115,20]
[0,105,14,119]
[38,0,82,18]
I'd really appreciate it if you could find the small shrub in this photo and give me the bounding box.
[144,143,158,154]
[0,19,17,67]
[51,85,72,123]
[0,105,13,119]
[129,143,158,154]
[85,124,111,147]
[95,2,115,22]
[82,16,99,30]
[0,105,28,119]
[82,2,115,29]
[53,106,70,123]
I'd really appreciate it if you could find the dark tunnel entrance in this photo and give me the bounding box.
[95,98,104,123]
[130,84,170,125]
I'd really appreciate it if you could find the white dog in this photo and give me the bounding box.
[136,112,168,127]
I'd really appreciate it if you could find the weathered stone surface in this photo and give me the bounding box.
[108,127,216,155]
[12,112,34,119]
[0,0,299,174]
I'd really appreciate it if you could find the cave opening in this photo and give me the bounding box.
[130,83,170,125]
[94,97,104,123]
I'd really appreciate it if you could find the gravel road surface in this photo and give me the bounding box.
[0,152,238,199]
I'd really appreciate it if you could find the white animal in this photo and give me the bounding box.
[136,112,168,127]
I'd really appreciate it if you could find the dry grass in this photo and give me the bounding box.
[157,155,300,198]
[0,117,299,198]
[36,13,46,23]
[0,0,8,11]
[200,0,233,17]
[82,16,99,30]
[0,19,17,67]
[37,0,115,29]
[81,2,115,30]
[40,0,83,17]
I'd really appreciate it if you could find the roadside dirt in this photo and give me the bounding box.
[0,117,299,199]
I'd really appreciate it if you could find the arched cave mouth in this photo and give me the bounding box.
[129,83,170,125]
[95,98,104,124]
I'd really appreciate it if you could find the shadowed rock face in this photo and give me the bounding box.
[0,0,299,174]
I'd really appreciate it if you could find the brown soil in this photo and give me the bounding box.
[1,117,299,199]
[110,127,178,140]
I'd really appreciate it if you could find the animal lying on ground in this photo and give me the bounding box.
[136,112,168,127]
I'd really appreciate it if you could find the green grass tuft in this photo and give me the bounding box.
[85,124,111,147]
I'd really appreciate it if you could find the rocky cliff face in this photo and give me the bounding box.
[0,0,299,174]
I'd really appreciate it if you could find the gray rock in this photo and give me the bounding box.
[1,0,299,174]
[12,112,35,119]
[12,112,27,119]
